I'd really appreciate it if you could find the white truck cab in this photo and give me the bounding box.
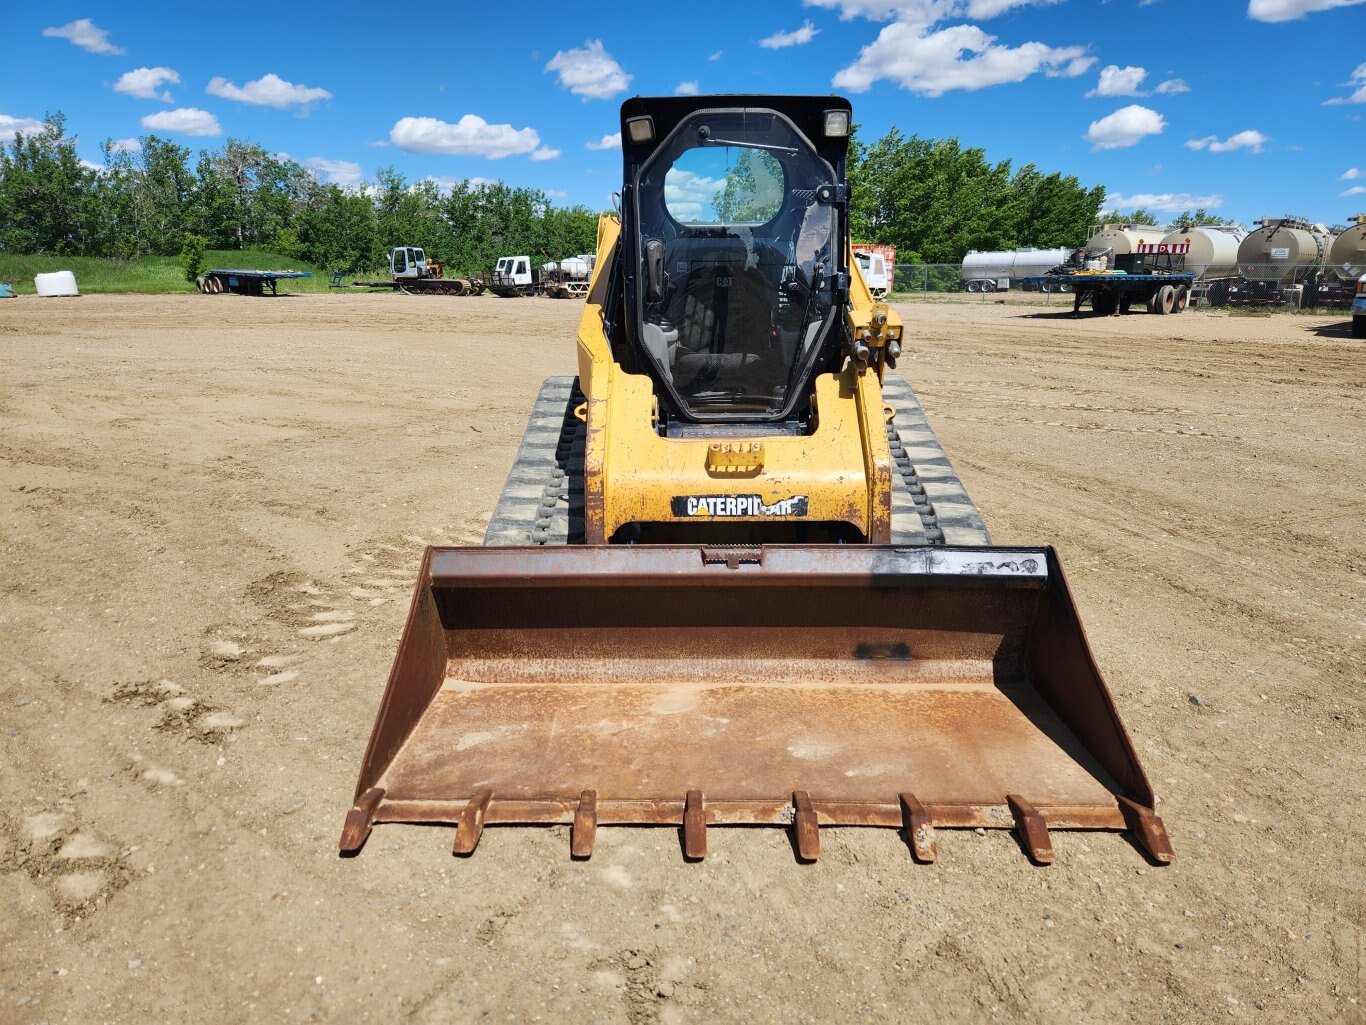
[390,246,430,280]
[854,250,890,299]
[494,256,534,287]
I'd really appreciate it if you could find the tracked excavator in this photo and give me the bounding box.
[339,96,1173,866]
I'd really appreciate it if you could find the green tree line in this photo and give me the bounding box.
[0,114,602,275]
[847,129,1108,262]
[5,113,1214,275]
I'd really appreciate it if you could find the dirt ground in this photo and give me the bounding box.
[1,292,1361,1025]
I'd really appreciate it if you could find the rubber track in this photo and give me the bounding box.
[484,378,586,546]
[484,375,990,547]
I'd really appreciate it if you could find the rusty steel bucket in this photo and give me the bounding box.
[339,545,1172,865]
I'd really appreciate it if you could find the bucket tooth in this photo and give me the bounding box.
[683,789,707,860]
[899,792,938,863]
[1118,795,1175,864]
[339,787,385,854]
[572,789,598,859]
[453,790,493,855]
[1007,794,1054,865]
[792,791,820,862]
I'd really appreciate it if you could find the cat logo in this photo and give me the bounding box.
[671,494,810,517]
[715,273,733,288]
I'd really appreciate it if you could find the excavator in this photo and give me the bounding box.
[339,96,1173,866]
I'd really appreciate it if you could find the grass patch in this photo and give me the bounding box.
[0,250,333,295]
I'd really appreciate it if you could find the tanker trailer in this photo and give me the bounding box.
[1228,217,1336,307]
[1084,224,1165,265]
[961,247,1074,292]
[543,254,596,299]
[1160,223,1247,306]
[1306,215,1366,308]
[1329,214,1366,281]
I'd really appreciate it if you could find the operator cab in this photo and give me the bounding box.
[621,97,853,424]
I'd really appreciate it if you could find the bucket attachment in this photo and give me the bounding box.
[340,545,1172,865]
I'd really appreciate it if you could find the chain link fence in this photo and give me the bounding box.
[885,263,1359,310]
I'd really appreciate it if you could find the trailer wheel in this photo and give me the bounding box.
[194,275,207,293]
[1093,291,1118,316]
[966,280,980,293]
[1174,285,1190,313]
[1156,284,1176,315]
[209,275,223,294]
[982,279,996,293]
[1145,290,1159,314]
[1058,282,1072,293]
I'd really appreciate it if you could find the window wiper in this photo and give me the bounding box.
[700,138,798,156]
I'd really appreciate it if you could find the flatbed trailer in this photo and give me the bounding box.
[1022,271,1195,316]
[197,269,311,296]
[1023,242,1196,316]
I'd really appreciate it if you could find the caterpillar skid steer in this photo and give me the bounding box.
[340,96,1173,866]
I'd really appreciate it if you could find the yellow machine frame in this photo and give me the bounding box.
[574,216,904,544]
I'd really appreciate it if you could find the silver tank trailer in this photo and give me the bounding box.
[1237,218,1336,284]
[1159,224,1247,280]
[961,247,1074,289]
[1328,216,1366,282]
[1084,224,1164,260]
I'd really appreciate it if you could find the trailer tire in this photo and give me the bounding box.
[1093,291,1117,316]
[194,275,207,293]
[966,280,980,293]
[982,279,996,293]
[1156,284,1176,315]
[209,275,224,294]
[1058,282,1072,293]
[1174,285,1190,313]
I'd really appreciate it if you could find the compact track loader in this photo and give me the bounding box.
[340,96,1173,865]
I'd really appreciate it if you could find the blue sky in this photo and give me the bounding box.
[3,0,1364,230]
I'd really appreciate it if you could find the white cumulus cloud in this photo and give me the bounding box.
[1084,105,1166,149]
[760,20,821,48]
[531,147,561,161]
[1103,191,1223,213]
[586,131,622,151]
[42,19,124,55]
[1184,129,1269,153]
[1087,64,1147,97]
[0,114,46,144]
[140,108,222,136]
[675,81,701,95]
[664,168,725,222]
[390,115,542,159]
[114,67,182,102]
[545,40,632,101]
[1341,185,1366,195]
[1342,167,1362,179]
[304,158,364,187]
[109,137,142,154]
[805,0,1058,22]
[1323,62,1366,105]
[206,73,332,109]
[833,21,1092,96]
[1153,78,1190,95]
[1248,0,1364,20]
